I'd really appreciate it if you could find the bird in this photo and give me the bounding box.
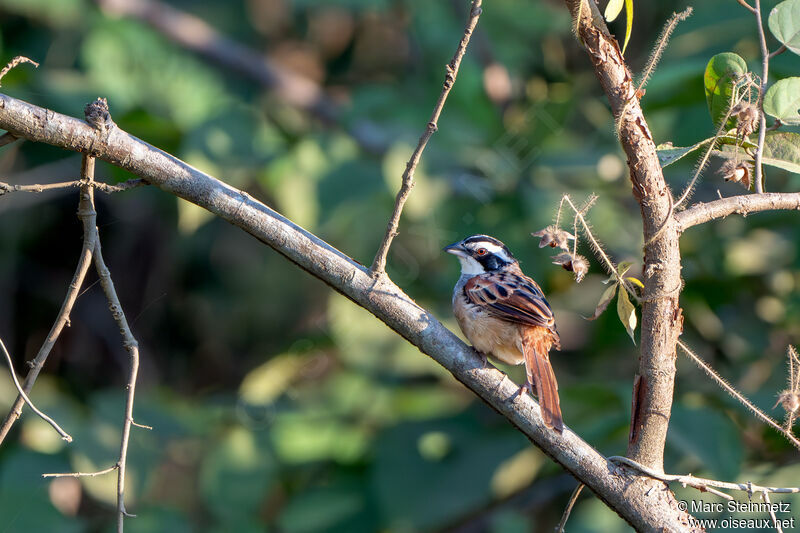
[444,234,563,432]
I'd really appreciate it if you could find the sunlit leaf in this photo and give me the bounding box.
[617,287,637,344]
[625,276,644,289]
[585,283,618,321]
[704,53,748,128]
[768,0,800,56]
[604,0,624,22]
[762,131,800,174]
[622,0,634,54]
[763,77,800,125]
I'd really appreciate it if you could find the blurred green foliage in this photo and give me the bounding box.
[0,0,799,531]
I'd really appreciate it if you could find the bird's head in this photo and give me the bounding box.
[444,234,518,275]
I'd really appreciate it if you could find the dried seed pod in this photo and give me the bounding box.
[775,391,800,416]
[730,102,759,138]
[718,159,753,190]
[532,225,575,251]
[552,252,589,283]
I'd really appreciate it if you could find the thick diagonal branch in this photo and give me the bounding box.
[567,0,682,473]
[370,0,482,275]
[0,92,696,531]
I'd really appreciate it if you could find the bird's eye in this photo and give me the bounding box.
[476,248,488,256]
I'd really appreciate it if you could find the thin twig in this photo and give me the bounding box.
[556,483,585,533]
[753,0,769,193]
[615,8,693,137]
[85,151,143,531]
[0,178,146,196]
[43,465,118,478]
[94,233,142,528]
[0,56,38,85]
[608,455,800,495]
[369,0,483,275]
[0,336,72,441]
[768,44,787,59]
[677,339,800,452]
[762,491,784,533]
[0,157,98,445]
[736,0,757,13]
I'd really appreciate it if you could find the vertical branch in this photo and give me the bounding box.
[369,0,483,275]
[0,156,97,444]
[753,0,769,193]
[93,233,141,531]
[567,0,682,473]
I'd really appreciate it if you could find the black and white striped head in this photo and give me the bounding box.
[444,235,517,275]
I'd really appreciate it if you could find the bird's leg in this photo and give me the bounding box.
[473,349,489,369]
[506,380,534,402]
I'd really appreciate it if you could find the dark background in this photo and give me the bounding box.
[0,0,799,531]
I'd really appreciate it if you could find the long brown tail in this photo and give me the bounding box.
[522,328,563,433]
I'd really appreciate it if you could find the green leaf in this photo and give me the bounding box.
[762,131,800,174]
[604,0,624,22]
[763,77,800,125]
[585,283,618,321]
[768,0,800,56]
[657,139,713,167]
[622,0,634,54]
[703,53,748,128]
[616,288,637,344]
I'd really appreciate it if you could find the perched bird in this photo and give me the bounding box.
[444,235,563,432]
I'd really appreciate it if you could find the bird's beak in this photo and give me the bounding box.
[443,241,467,257]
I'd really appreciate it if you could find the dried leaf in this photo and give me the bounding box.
[586,283,618,321]
[532,225,575,251]
[617,287,637,344]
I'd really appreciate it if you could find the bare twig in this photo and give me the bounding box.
[556,483,585,533]
[677,339,800,452]
[0,178,146,196]
[0,336,72,441]
[763,492,784,533]
[369,0,483,275]
[768,44,787,59]
[0,157,98,445]
[94,231,142,529]
[609,456,800,496]
[0,56,38,85]
[737,0,757,13]
[674,192,800,231]
[0,91,697,530]
[43,465,118,478]
[753,0,769,193]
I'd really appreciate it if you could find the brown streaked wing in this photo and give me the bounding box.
[464,272,556,332]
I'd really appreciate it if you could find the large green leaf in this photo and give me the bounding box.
[703,53,748,127]
[762,131,800,174]
[768,0,800,56]
[763,77,800,125]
